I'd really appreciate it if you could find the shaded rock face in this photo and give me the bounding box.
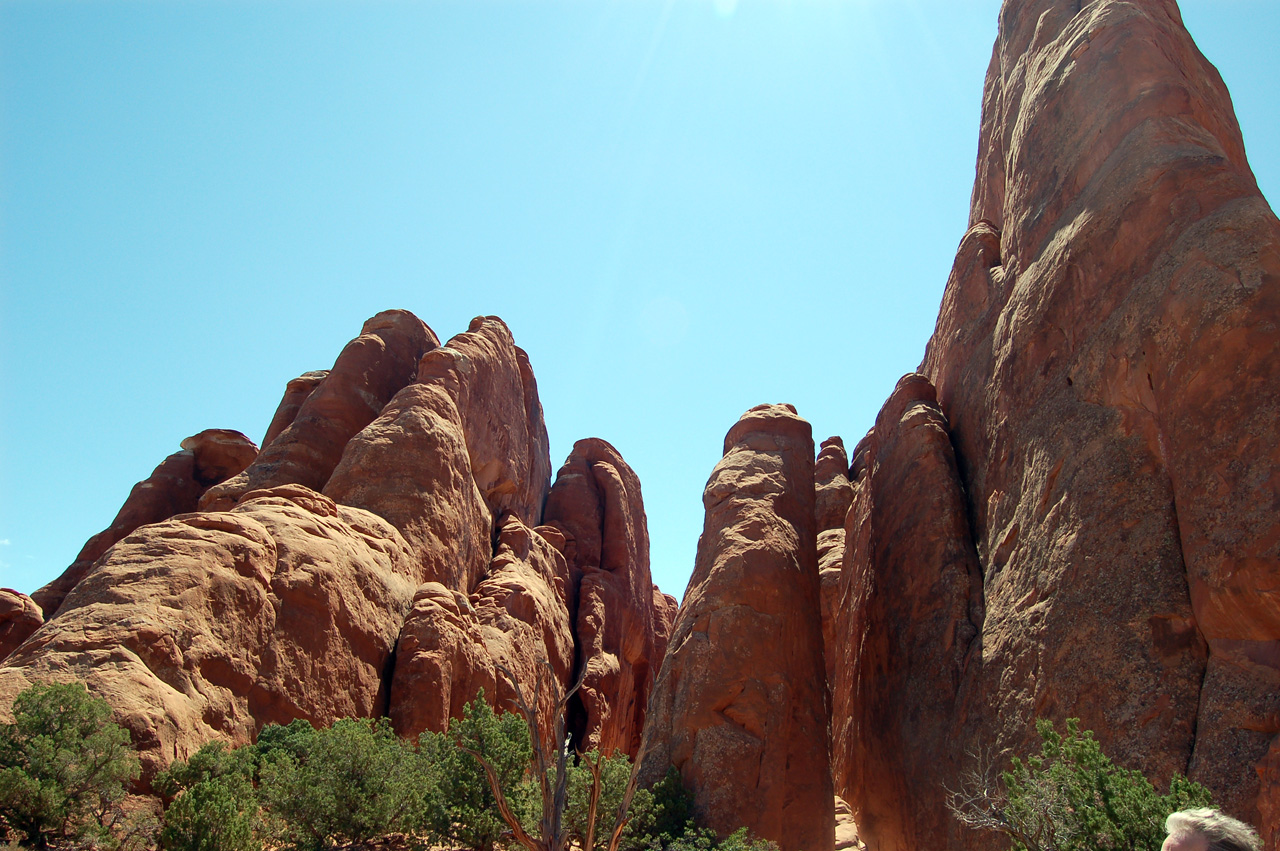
[31,429,259,619]
[639,404,833,851]
[814,436,853,686]
[827,0,1280,846]
[543,438,667,758]
[326,316,550,592]
[200,310,437,511]
[830,375,983,851]
[388,516,573,755]
[0,590,42,662]
[0,485,417,784]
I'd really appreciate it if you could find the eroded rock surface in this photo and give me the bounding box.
[543,438,667,758]
[0,590,42,662]
[830,375,983,851]
[326,316,549,592]
[828,0,1280,846]
[639,404,833,851]
[32,429,259,619]
[262,370,329,448]
[389,516,573,754]
[200,310,437,510]
[1,485,416,784]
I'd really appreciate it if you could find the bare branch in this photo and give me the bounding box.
[460,743,544,851]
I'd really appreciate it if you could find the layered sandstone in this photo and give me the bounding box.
[639,404,833,851]
[32,429,259,619]
[1,485,417,783]
[543,438,668,757]
[829,0,1280,847]
[200,310,436,510]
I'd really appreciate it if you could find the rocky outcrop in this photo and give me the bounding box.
[200,311,437,511]
[31,429,259,619]
[261,370,329,448]
[3,307,674,804]
[828,1,1280,846]
[389,516,573,754]
[830,375,983,851]
[0,590,42,661]
[543,438,667,758]
[814,437,853,532]
[0,485,416,784]
[639,404,833,851]
[325,316,549,592]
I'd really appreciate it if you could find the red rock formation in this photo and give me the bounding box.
[830,375,983,851]
[31,429,258,619]
[0,485,417,783]
[543,438,667,758]
[638,404,833,851]
[829,1,1280,846]
[261,370,329,448]
[814,436,853,532]
[200,310,437,511]
[325,316,549,592]
[0,590,42,662]
[389,515,573,754]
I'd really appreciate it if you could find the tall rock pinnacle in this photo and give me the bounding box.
[639,404,833,851]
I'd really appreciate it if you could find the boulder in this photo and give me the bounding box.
[0,485,416,785]
[638,404,833,851]
[543,438,667,758]
[31,429,259,619]
[200,310,437,510]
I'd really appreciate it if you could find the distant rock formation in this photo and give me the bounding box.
[639,404,833,851]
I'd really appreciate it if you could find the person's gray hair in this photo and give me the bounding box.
[1165,808,1261,851]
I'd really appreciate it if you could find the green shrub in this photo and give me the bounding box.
[257,717,431,851]
[419,693,536,851]
[949,718,1215,851]
[0,681,140,849]
[156,741,261,851]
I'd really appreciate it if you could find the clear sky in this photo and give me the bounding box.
[1,0,1277,602]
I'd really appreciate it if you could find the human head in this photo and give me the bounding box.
[1163,808,1261,851]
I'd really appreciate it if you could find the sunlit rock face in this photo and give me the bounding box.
[639,404,834,851]
[32,428,260,620]
[4,307,674,801]
[829,0,1280,848]
[543,438,673,759]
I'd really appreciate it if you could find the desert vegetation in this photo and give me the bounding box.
[946,718,1214,851]
[0,681,776,851]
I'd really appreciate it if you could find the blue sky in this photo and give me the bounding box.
[2,0,1277,601]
